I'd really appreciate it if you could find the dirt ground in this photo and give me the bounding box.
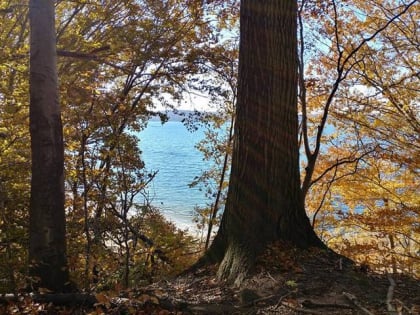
[1,242,418,314]
[147,243,420,314]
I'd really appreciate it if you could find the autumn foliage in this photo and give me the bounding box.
[0,0,418,294]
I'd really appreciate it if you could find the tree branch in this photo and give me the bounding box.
[343,292,374,315]
[301,0,417,199]
[310,145,378,187]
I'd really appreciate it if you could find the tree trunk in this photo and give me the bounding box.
[205,114,234,250]
[206,0,324,285]
[29,0,70,292]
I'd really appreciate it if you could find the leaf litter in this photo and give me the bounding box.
[1,242,419,314]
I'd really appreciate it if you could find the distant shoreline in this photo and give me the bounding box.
[148,109,211,122]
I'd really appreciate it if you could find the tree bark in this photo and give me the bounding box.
[29,0,70,292]
[206,0,324,285]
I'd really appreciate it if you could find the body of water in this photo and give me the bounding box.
[139,120,210,230]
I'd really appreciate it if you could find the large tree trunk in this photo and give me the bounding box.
[206,0,324,285]
[29,0,70,292]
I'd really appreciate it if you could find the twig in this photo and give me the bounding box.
[387,274,398,314]
[266,271,279,283]
[394,299,410,314]
[343,292,374,315]
[274,291,294,309]
[241,293,277,308]
[301,299,353,309]
[280,301,324,314]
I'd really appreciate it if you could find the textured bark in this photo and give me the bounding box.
[206,0,324,285]
[29,0,70,292]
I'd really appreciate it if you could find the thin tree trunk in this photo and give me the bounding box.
[205,114,234,250]
[28,0,70,292]
[81,133,92,291]
[388,234,398,274]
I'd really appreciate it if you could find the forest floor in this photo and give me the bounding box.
[153,242,420,314]
[2,242,419,314]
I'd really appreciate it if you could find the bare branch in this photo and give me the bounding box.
[312,162,337,228]
[343,292,375,315]
[310,145,378,187]
[386,274,397,314]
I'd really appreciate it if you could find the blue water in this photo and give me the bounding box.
[138,121,210,229]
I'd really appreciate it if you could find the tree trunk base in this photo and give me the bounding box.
[217,242,256,286]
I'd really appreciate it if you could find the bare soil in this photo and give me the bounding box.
[1,242,418,314]
[148,242,420,314]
